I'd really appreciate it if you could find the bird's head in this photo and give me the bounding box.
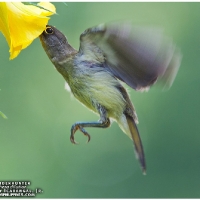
[40,25,75,63]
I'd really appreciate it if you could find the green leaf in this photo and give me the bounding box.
[0,111,7,119]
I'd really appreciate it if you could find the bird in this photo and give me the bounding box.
[39,22,181,174]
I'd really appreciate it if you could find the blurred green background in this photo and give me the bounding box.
[0,2,200,198]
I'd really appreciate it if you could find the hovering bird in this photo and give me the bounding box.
[40,22,181,174]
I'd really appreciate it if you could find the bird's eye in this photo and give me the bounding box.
[45,27,53,34]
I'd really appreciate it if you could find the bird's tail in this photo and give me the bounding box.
[118,114,146,174]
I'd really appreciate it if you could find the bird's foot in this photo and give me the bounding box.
[70,124,91,144]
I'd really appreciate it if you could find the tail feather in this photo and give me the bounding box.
[125,114,146,174]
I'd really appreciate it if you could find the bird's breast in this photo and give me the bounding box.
[67,61,127,119]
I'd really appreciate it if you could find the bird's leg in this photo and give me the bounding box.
[70,104,110,144]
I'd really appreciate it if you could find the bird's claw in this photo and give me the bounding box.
[80,126,91,143]
[70,124,91,144]
[70,135,79,144]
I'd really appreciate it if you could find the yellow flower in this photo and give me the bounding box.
[0,2,56,59]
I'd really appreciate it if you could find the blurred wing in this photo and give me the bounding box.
[79,23,181,91]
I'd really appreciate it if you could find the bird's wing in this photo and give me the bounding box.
[79,22,181,91]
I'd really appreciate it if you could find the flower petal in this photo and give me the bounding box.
[0,2,56,59]
[0,3,11,46]
[37,2,56,15]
